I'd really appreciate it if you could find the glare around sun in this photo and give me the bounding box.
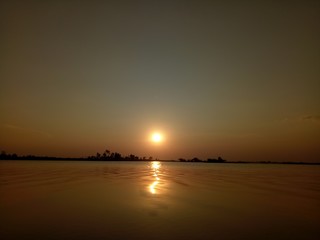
[151,133,163,143]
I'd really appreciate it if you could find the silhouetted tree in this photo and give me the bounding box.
[0,151,7,159]
[207,157,226,163]
[191,157,202,162]
[114,152,121,160]
[129,154,135,161]
[102,149,110,159]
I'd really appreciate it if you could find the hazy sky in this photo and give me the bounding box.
[1,0,319,161]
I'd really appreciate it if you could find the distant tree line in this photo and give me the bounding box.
[1,149,227,163]
[178,156,226,163]
[87,149,155,161]
[2,150,318,164]
[0,150,83,160]
[1,149,225,163]
[0,150,155,161]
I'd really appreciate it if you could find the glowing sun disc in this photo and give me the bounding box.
[151,133,162,143]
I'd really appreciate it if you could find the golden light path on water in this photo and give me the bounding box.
[149,161,161,194]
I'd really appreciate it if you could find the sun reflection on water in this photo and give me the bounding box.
[149,181,158,194]
[149,161,162,194]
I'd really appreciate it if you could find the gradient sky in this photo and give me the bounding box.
[1,0,319,161]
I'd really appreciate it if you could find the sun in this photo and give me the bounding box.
[151,132,163,143]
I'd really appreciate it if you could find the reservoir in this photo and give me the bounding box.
[1,161,319,240]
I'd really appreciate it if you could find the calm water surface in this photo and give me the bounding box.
[1,161,319,240]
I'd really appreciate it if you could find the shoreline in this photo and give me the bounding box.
[1,158,319,165]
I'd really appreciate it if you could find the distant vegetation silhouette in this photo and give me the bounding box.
[0,150,63,160]
[1,149,225,163]
[1,150,318,164]
[0,150,156,162]
[178,156,226,163]
[86,149,155,161]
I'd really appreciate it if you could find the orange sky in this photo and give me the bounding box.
[1,1,319,162]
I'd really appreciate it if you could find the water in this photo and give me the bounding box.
[1,161,319,240]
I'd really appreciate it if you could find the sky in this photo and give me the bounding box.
[1,0,319,161]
